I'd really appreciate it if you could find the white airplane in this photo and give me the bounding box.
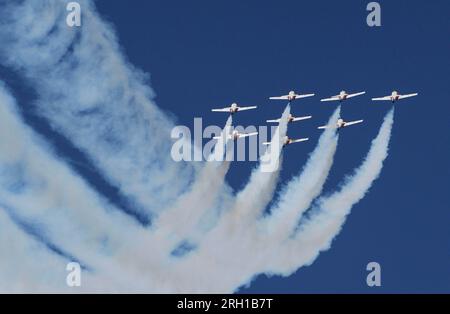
[211,102,257,114]
[321,90,366,102]
[213,130,258,141]
[318,118,363,130]
[372,91,418,102]
[266,113,312,124]
[263,135,309,147]
[269,90,315,102]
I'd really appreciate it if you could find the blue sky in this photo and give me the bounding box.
[0,0,448,293]
[93,0,450,293]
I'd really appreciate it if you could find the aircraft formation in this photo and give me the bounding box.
[211,90,418,145]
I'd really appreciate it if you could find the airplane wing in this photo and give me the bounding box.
[269,95,289,100]
[295,93,315,99]
[318,124,337,129]
[344,120,364,127]
[291,138,309,143]
[239,132,258,138]
[238,105,257,111]
[371,96,391,101]
[398,93,418,100]
[320,96,339,102]
[212,135,230,140]
[292,115,312,122]
[211,107,231,112]
[266,118,281,123]
[347,91,366,98]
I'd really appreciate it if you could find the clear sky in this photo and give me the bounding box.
[92,0,450,293]
[0,0,448,293]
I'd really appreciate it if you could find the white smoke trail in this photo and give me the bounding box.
[265,108,394,275]
[0,0,195,216]
[169,105,290,250]
[160,108,393,293]
[0,79,225,293]
[263,106,340,240]
[112,106,289,292]
[230,104,290,223]
[0,82,217,293]
[0,83,127,257]
[0,208,69,293]
[0,1,240,292]
[0,206,146,293]
[151,116,233,250]
[0,81,391,293]
[0,0,396,294]
[162,106,343,293]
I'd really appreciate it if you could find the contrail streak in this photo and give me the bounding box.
[262,106,340,244]
[0,208,69,293]
[152,117,233,250]
[164,107,342,293]
[0,0,396,294]
[265,108,394,275]
[231,104,290,223]
[0,0,196,217]
[0,82,173,291]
